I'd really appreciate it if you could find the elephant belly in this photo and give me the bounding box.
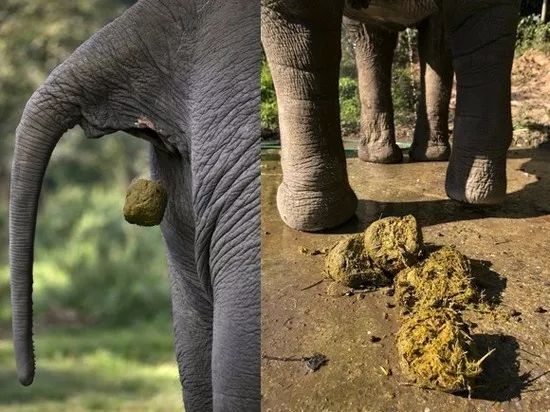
[344,0,439,29]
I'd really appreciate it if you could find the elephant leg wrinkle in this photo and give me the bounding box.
[410,11,453,162]
[445,0,519,204]
[349,22,403,164]
[262,3,358,231]
[446,153,508,204]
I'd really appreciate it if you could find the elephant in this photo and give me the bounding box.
[261,0,520,231]
[8,1,260,411]
[344,8,453,164]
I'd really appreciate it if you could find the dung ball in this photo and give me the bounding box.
[325,234,391,289]
[123,179,168,226]
[396,308,484,392]
[363,215,422,275]
[395,246,478,311]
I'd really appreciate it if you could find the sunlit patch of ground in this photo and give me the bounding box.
[261,149,550,410]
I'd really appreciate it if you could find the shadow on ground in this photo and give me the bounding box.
[324,146,550,235]
[467,333,550,402]
[261,145,550,410]
[469,259,508,305]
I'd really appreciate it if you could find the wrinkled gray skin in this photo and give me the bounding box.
[9,1,260,410]
[345,7,453,164]
[262,0,519,231]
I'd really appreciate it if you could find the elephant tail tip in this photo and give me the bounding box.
[15,341,35,386]
[17,365,35,386]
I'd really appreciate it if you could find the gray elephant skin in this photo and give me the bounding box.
[262,0,520,231]
[8,1,260,411]
[345,3,453,164]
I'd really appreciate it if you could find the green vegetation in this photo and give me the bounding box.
[339,77,361,135]
[391,65,418,128]
[261,58,278,135]
[260,29,419,138]
[0,181,171,325]
[0,1,179,409]
[516,15,550,53]
[0,321,181,411]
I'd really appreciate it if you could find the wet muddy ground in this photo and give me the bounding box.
[261,147,550,411]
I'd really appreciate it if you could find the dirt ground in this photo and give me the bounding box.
[261,147,550,411]
[510,50,550,147]
[389,49,549,147]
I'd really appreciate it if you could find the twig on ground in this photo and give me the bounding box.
[301,279,324,291]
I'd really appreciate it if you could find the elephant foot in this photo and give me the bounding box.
[276,182,358,231]
[445,154,507,204]
[358,142,403,164]
[409,142,451,162]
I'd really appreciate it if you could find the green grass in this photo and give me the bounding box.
[0,320,182,411]
[516,15,550,54]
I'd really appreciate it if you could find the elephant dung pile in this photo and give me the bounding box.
[325,215,421,288]
[324,215,491,392]
[395,246,478,312]
[325,234,390,289]
[123,178,168,226]
[363,215,423,275]
[396,308,487,392]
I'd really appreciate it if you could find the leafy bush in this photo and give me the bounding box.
[394,28,418,68]
[516,15,550,53]
[261,59,279,134]
[36,186,170,324]
[339,77,361,135]
[261,64,363,137]
[392,66,418,127]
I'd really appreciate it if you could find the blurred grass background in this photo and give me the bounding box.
[0,1,180,410]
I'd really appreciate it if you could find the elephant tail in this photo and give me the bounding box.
[9,80,79,386]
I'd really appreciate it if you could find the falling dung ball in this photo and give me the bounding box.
[123,179,168,226]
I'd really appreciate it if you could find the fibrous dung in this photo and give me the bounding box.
[395,246,478,312]
[325,234,390,289]
[396,308,484,392]
[363,215,422,274]
[319,215,494,393]
[123,179,168,226]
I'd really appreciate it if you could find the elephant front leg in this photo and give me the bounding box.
[445,0,519,204]
[410,12,453,162]
[349,22,402,164]
[262,5,357,231]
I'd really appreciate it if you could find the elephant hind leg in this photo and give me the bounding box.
[151,149,215,411]
[445,0,519,204]
[410,12,453,162]
[349,22,402,164]
[169,270,213,410]
[211,257,260,410]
